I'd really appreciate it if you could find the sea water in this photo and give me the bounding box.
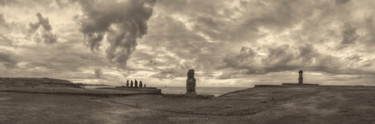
[83,86,249,97]
[158,87,248,97]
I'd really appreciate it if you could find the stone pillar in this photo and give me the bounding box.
[186,69,196,95]
[135,79,138,88]
[139,81,143,88]
[126,80,129,87]
[130,80,134,88]
[298,70,303,84]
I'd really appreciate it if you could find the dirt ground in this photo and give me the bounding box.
[1,86,375,124]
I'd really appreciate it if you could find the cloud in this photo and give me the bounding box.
[0,50,17,69]
[77,0,156,69]
[0,0,54,7]
[222,44,374,75]
[55,0,78,8]
[94,68,103,79]
[0,13,8,28]
[150,66,187,80]
[101,0,375,83]
[0,34,12,45]
[335,0,350,5]
[341,23,358,45]
[29,13,57,44]
[0,0,15,6]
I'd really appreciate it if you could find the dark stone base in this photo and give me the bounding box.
[112,86,158,89]
[162,94,214,99]
[186,91,196,95]
[282,83,319,86]
[99,87,161,94]
[254,85,283,88]
[254,83,319,88]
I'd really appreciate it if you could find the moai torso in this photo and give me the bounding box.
[135,80,138,88]
[126,80,129,87]
[298,70,303,84]
[139,81,143,88]
[186,69,196,95]
[130,80,134,88]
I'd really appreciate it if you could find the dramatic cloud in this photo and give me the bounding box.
[77,0,156,69]
[128,0,375,85]
[223,44,374,75]
[29,13,57,44]
[1,0,375,87]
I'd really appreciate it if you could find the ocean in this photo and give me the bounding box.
[158,87,248,97]
[84,86,249,97]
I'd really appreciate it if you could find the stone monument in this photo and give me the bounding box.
[139,81,143,88]
[298,70,303,84]
[130,80,133,88]
[186,69,196,95]
[126,80,129,87]
[135,79,138,88]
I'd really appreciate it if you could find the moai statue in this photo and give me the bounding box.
[298,70,303,84]
[186,69,196,95]
[130,80,134,88]
[144,84,146,88]
[126,80,129,87]
[134,79,138,88]
[139,81,143,88]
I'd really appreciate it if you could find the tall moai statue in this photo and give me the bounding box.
[135,79,138,88]
[139,81,143,88]
[298,70,303,84]
[186,69,196,95]
[130,80,134,88]
[126,80,129,87]
[144,84,146,88]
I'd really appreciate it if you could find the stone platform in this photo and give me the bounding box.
[254,83,319,88]
[162,94,214,99]
[282,83,319,86]
[254,85,283,88]
[0,87,162,97]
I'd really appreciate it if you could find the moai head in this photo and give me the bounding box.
[134,79,138,87]
[187,69,195,79]
[298,70,303,84]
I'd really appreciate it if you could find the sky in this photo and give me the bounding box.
[0,0,375,87]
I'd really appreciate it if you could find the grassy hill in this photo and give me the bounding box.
[0,86,375,123]
[0,77,81,88]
